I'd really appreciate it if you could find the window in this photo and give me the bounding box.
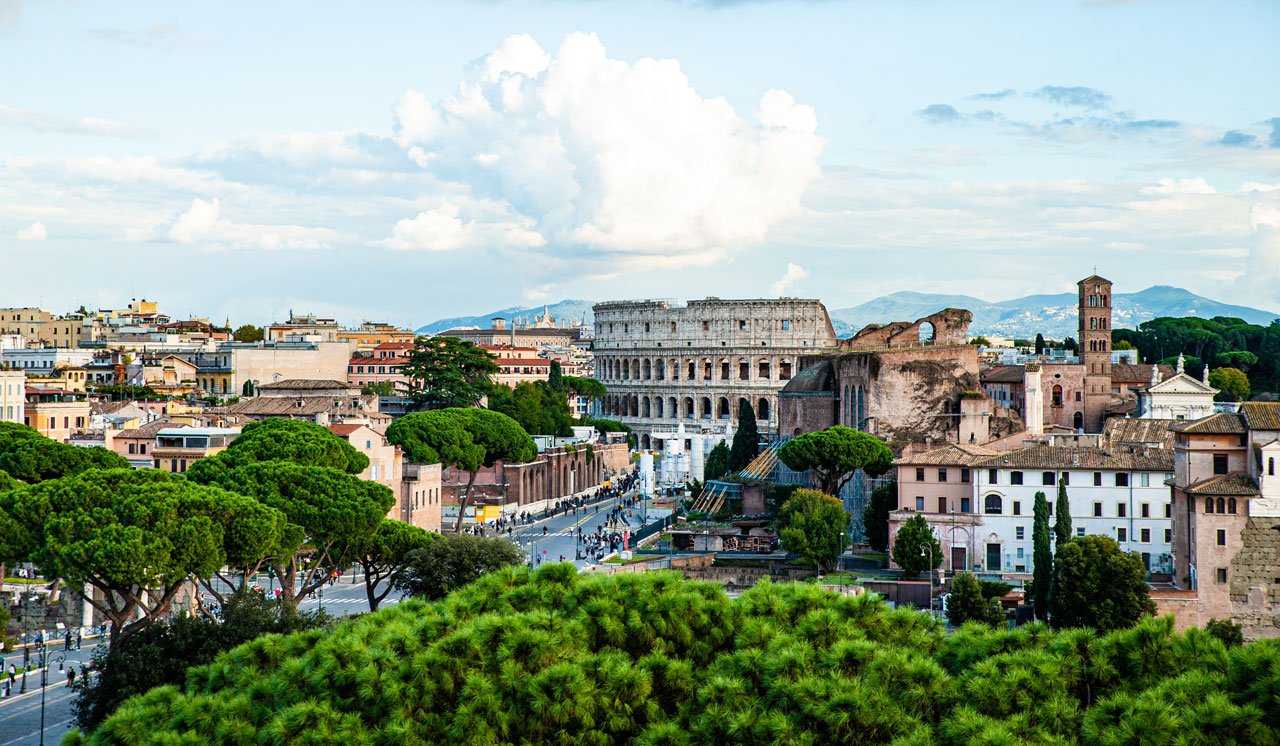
[1093,502,1102,517]
[960,497,971,513]
[988,469,998,484]
[1118,503,1126,518]
[1117,527,1127,542]
[781,320,790,330]
[961,468,971,483]
[1206,497,1215,513]
[1216,568,1228,584]
[702,321,709,331]
[916,468,925,481]
[1011,471,1023,485]
[1015,526,1025,540]
[1043,471,1055,486]
[1271,457,1276,477]
[1016,547,1025,559]
[140,443,146,454]
[1213,453,1228,475]
[984,494,1003,514]
[938,468,948,482]
[1052,385,1063,407]
[1141,503,1150,518]
[1141,473,1150,487]
[1164,503,1171,518]
[916,496,925,511]
[1062,472,1070,486]
[1165,529,1172,543]
[1077,527,1086,537]
[738,320,747,330]
[371,465,378,480]
[1229,498,1238,514]
[1217,529,1226,546]
[128,443,137,454]
[938,497,947,513]
[1013,501,1022,516]
[1116,473,1129,487]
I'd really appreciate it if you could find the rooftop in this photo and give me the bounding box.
[895,443,1000,467]
[980,365,1025,383]
[1241,402,1280,431]
[256,379,351,390]
[1171,413,1247,435]
[1183,473,1259,497]
[977,444,1173,471]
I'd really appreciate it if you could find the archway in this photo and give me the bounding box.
[654,397,664,418]
[1073,411,1084,431]
[918,322,936,345]
[684,397,695,419]
[642,359,651,380]
[717,397,730,419]
[700,397,712,419]
[641,397,650,418]
[758,397,770,420]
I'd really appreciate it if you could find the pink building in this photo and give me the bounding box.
[347,342,413,394]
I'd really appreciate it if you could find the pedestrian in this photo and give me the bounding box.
[67,667,76,688]
[75,630,82,650]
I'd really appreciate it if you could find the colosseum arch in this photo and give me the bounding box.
[642,359,651,380]
[719,358,731,381]
[738,358,750,380]
[717,397,730,419]
[758,397,770,420]
[654,397,664,418]
[641,396,650,417]
[656,360,665,380]
[631,359,640,380]
[668,396,677,418]
[700,397,712,419]
[758,358,771,379]
[684,397,694,418]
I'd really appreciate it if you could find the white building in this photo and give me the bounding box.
[1,348,96,373]
[890,443,1175,577]
[0,369,24,424]
[1134,359,1218,421]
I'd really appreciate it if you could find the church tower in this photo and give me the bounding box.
[1078,274,1113,432]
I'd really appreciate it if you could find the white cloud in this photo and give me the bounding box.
[378,199,546,252]
[1140,177,1216,195]
[167,198,336,250]
[15,221,46,240]
[769,262,808,296]
[0,104,150,137]
[391,32,825,269]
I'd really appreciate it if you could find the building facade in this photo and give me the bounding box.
[0,369,24,424]
[593,298,839,449]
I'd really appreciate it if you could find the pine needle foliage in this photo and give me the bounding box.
[67,568,1280,746]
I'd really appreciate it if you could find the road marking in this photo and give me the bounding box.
[0,689,76,720]
[0,715,74,746]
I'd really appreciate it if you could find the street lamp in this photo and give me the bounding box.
[921,545,934,616]
[39,650,67,746]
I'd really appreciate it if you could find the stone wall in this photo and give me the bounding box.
[592,298,838,445]
[441,442,630,514]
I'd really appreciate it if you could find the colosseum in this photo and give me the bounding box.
[592,298,839,450]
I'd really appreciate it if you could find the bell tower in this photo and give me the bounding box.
[1078,274,1113,432]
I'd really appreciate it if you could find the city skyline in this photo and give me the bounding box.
[2,0,1277,327]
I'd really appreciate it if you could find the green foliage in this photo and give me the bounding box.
[0,468,289,643]
[1050,535,1156,631]
[893,513,943,577]
[76,570,1280,746]
[778,425,894,495]
[387,408,536,531]
[548,359,564,391]
[1206,618,1245,648]
[1112,315,1280,394]
[401,335,499,410]
[970,336,991,346]
[1113,339,1136,351]
[776,488,849,571]
[488,380,575,436]
[1055,476,1072,547]
[864,479,896,553]
[231,324,264,342]
[703,441,730,480]
[581,416,633,450]
[351,520,438,610]
[564,376,607,401]
[0,422,129,483]
[1032,490,1053,619]
[1209,366,1251,401]
[728,400,759,473]
[947,572,1005,627]
[1035,333,1046,354]
[393,533,524,600]
[185,418,369,484]
[360,380,397,396]
[90,384,165,400]
[71,591,331,731]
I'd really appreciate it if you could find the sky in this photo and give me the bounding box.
[1,0,1278,328]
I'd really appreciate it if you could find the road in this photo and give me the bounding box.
[0,488,668,744]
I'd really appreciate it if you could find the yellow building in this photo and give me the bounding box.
[0,308,82,348]
[336,322,417,350]
[24,386,91,442]
[1,369,24,424]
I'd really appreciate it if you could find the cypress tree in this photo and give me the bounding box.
[1032,490,1052,620]
[548,359,564,392]
[1054,476,1072,545]
[1035,333,1046,354]
[729,400,759,472]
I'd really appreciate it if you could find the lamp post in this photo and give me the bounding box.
[39,651,67,746]
[921,545,934,616]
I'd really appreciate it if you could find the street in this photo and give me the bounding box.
[0,486,668,744]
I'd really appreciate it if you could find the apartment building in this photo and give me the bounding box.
[0,369,24,424]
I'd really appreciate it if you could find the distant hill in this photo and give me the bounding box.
[829,285,1279,339]
[415,300,595,335]
[415,287,1279,340]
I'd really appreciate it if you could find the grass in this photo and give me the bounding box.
[854,552,888,560]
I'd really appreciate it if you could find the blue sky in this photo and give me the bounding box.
[1,0,1278,327]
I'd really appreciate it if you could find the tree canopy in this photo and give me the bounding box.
[69,568,1280,746]
[1032,490,1053,620]
[778,425,894,495]
[487,380,575,436]
[703,440,730,481]
[1209,366,1251,401]
[1112,315,1280,394]
[729,400,759,473]
[776,488,849,571]
[185,418,369,484]
[0,468,289,644]
[392,533,523,601]
[386,408,536,531]
[946,572,1005,627]
[351,519,438,610]
[1050,535,1156,631]
[0,422,130,483]
[231,324,264,343]
[564,376,607,401]
[212,461,395,607]
[401,335,499,410]
[863,479,895,553]
[892,513,943,577]
[1055,476,1072,546]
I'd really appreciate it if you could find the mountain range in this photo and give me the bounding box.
[416,286,1279,340]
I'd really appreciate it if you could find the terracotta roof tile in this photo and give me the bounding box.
[895,444,1000,466]
[1241,402,1280,432]
[1103,418,1177,449]
[981,365,1025,383]
[976,444,1172,471]
[1171,413,1246,435]
[256,379,351,390]
[1111,363,1176,384]
[1184,472,1259,496]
